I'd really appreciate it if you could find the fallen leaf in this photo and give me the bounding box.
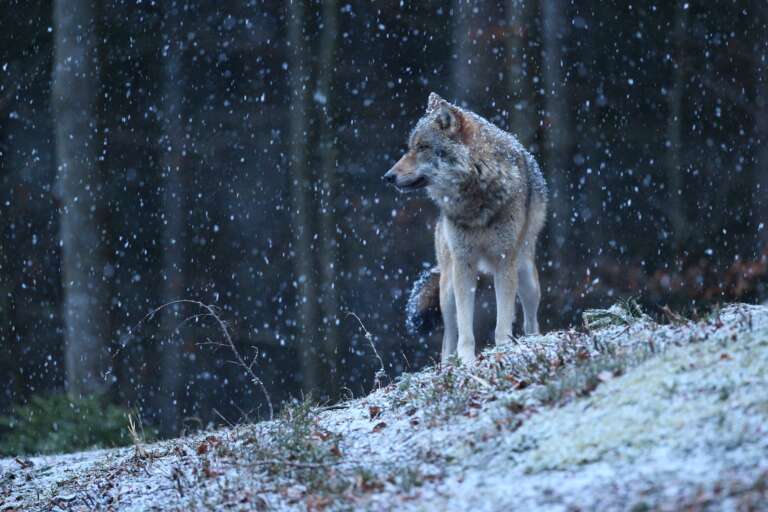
[311,430,332,442]
[368,405,383,420]
[597,370,614,382]
[306,494,332,511]
[13,458,33,469]
[372,421,387,433]
[356,474,384,492]
[283,485,304,503]
[201,459,220,478]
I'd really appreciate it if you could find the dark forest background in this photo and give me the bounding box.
[1,0,767,443]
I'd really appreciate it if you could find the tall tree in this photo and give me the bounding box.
[451,0,496,104]
[506,0,537,148]
[158,1,187,435]
[756,3,768,250]
[317,0,341,396]
[451,0,473,101]
[665,1,689,247]
[541,0,571,260]
[52,0,111,397]
[287,0,321,393]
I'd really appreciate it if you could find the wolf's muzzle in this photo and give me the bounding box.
[382,169,397,184]
[395,176,428,191]
[383,167,428,192]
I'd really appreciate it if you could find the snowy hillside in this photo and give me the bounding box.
[2,303,768,511]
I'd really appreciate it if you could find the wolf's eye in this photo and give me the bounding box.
[416,145,431,153]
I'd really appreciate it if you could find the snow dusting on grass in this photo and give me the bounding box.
[2,303,767,511]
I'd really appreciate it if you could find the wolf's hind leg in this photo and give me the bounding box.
[439,269,457,364]
[494,265,518,345]
[517,253,541,335]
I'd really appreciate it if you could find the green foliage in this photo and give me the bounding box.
[582,298,650,330]
[537,352,633,405]
[272,397,321,461]
[244,396,349,495]
[0,394,135,456]
[395,363,476,424]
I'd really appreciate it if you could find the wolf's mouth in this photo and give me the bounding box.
[397,176,428,192]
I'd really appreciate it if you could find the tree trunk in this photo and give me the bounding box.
[756,4,768,251]
[317,0,340,397]
[451,0,494,104]
[451,0,472,102]
[158,3,187,436]
[541,0,571,261]
[287,0,321,393]
[666,1,688,248]
[52,0,111,397]
[506,0,537,148]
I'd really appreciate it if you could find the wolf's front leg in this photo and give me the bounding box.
[451,261,477,364]
[439,268,458,364]
[494,265,519,345]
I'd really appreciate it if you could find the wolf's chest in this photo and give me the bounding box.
[442,219,517,274]
[477,256,496,275]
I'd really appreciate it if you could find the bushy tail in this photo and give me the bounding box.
[405,267,442,336]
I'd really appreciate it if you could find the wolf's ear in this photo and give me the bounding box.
[436,103,467,133]
[426,92,446,113]
[436,104,459,131]
[435,103,476,143]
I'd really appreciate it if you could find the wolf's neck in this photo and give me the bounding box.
[429,170,516,229]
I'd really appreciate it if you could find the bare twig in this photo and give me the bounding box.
[400,350,411,371]
[127,299,274,421]
[661,305,687,325]
[212,408,235,428]
[250,459,350,469]
[466,373,492,389]
[174,313,215,332]
[127,412,148,459]
[346,311,387,388]
[315,403,350,413]
[14,457,33,469]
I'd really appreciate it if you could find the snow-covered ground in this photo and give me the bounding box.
[2,303,768,511]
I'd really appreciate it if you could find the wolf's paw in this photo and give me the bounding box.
[523,321,540,336]
[457,346,476,365]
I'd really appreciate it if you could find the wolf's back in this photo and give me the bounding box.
[405,267,442,336]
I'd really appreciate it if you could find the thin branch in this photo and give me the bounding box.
[125,299,274,421]
[212,408,235,428]
[250,458,350,469]
[467,373,492,389]
[346,311,387,388]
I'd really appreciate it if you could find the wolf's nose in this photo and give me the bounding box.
[382,169,396,184]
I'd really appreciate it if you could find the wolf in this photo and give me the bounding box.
[383,92,548,364]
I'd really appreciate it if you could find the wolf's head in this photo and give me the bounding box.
[383,92,476,193]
